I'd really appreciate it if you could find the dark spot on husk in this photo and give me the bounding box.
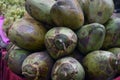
[99,66,105,70]
[111,23,120,47]
[55,27,62,35]
[112,31,120,46]
[39,3,45,6]
[33,62,39,65]
[24,36,36,42]
[89,19,94,23]
[90,0,94,1]
[89,26,98,34]
[71,71,78,76]
[98,12,102,16]
[71,34,76,40]
[79,36,90,48]
[57,1,65,6]
[39,66,48,78]
[98,58,107,65]
[69,59,77,63]
[105,65,113,74]
[13,40,17,44]
[68,40,73,47]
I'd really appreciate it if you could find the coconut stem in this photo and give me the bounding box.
[55,39,66,50]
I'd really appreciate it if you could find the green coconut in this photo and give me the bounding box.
[45,27,77,59]
[76,23,105,55]
[83,50,117,80]
[50,0,84,30]
[22,51,54,80]
[8,48,30,75]
[25,0,56,25]
[102,18,120,49]
[8,18,47,51]
[52,57,85,80]
[83,0,114,24]
[109,48,120,74]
